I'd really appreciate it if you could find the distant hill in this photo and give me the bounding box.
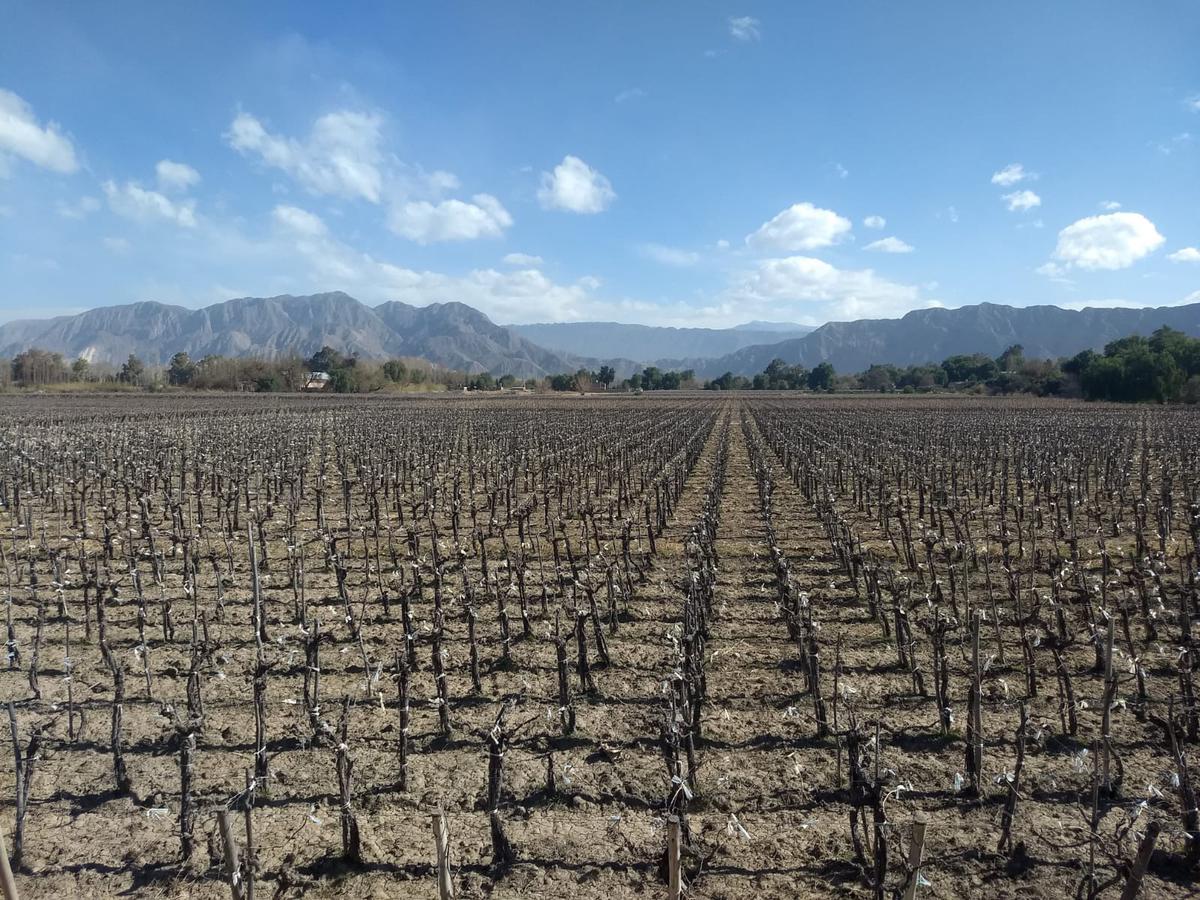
[0,292,613,379]
[732,320,813,333]
[508,320,813,365]
[697,302,1200,377]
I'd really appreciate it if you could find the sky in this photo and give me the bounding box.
[0,1,1198,328]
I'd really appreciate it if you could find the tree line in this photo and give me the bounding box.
[696,326,1200,403]
[3,326,1198,402]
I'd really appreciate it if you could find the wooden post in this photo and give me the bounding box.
[216,810,246,900]
[667,814,682,900]
[432,808,454,900]
[1118,821,1161,900]
[902,817,927,900]
[243,771,256,900]
[0,821,18,900]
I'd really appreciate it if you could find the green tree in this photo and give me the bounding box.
[997,344,1024,372]
[382,359,408,383]
[597,365,616,390]
[307,346,348,373]
[71,357,91,381]
[119,354,145,384]
[167,351,196,386]
[808,362,836,392]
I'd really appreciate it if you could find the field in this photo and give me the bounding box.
[0,392,1198,899]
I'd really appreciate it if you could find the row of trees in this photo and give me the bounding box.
[5,327,1199,401]
[700,328,1200,403]
[544,365,697,392]
[0,347,481,393]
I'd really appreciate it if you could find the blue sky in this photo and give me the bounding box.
[1,1,1197,327]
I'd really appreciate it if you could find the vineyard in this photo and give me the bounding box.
[1,392,1199,899]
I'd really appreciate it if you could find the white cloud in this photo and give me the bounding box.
[1168,247,1200,263]
[863,215,886,229]
[156,159,200,193]
[57,195,100,219]
[1188,95,1200,112]
[103,180,197,227]
[614,87,647,104]
[746,202,852,252]
[273,208,599,322]
[0,88,79,174]
[990,163,1035,186]
[1003,189,1041,212]
[715,239,730,250]
[388,194,512,243]
[503,252,544,267]
[639,243,700,267]
[864,236,914,253]
[731,255,926,321]
[1052,212,1164,270]
[226,109,384,203]
[272,204,327,237]
[1154,132,1193,155]
[537,155,615,214]
[1100,200,1122,211]
[1035,261,1074,286]
[832,162,849,179]
[729,16,761,41]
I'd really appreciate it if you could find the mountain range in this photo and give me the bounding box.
[695,301,1200,377]
[509,321,813,365]
[1,292,1197,381]
[0,292,618,379]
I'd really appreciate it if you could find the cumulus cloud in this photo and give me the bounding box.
[503,252,544,266]
[729,16,761,41]
[156,159,200,193]
[1003,189,1041,212]
[388,194,512,243]
[864,236,914,253]
[1188,95,1200,112]
[1100,200,1122,211]
[272,203,600,321]
[746,202,852,252]
[863,215,886,229]
[272,204,327,237]
[730,255,925,321]
[1168,247,1200,263]
[1052,212,1164,270]
[103,179,197,227]
[0,88,79,174]
[538,155,615,213]
[991,163,1034,186]
[226,109,384,203]
[639,243,700,267]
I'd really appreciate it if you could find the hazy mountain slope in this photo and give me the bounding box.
[508,321,813,364]
[374,300,590,377]
[699,302,1200,377]
[732,320,813,333]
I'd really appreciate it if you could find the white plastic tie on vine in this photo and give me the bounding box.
[727,813,751,841]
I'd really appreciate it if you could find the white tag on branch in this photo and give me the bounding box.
[726,813,751,842]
